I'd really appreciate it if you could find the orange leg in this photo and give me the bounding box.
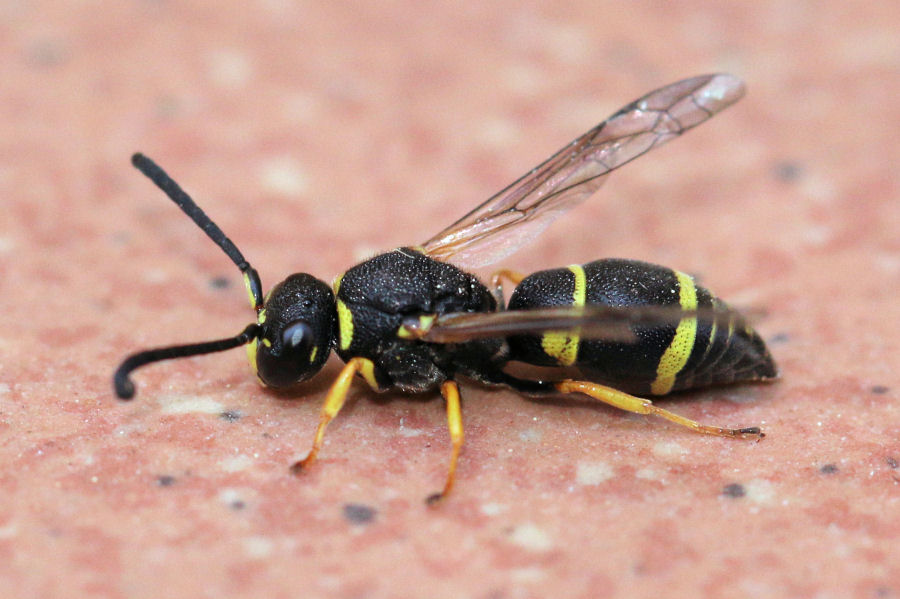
[426,380,465,505]
[290,358,368,475]
[556,379,763,439]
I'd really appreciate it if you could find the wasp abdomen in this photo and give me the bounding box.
[507,258,777,395]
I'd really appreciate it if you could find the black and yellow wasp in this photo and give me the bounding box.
[114,74,776,503]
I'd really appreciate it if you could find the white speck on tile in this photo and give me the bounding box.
[576,461,614,485]
[481,502,507,516]
[544,23,589,63]
[0,383,9,396]
[220,454,253,472]
[476,117,520,148]
[875,252,900,274]
[218,487,251,508]
[219,488,241,503]
[158,394,224,415]
[142,268,168,284]
[801,224,833,247]
[281,91,321,120]
[397,426,424,438]
[508,522,553,552]
[242,536,273,559]
[635,467,662,480]
[258,156,309,196]
[0,237,13,253]
[0,523,18,539]
[502,64,541,94]
[519,428,543,443]
[652,440,689,458]
[744,479,776,505]
[207,49,252,89]
[317,575,341,591]
[115,422,147,437]
[511,567,546,583]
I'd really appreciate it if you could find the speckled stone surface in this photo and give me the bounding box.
[2,2,899,598]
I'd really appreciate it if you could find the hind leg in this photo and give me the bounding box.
[555,379,762,439]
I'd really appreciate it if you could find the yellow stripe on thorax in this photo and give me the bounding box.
[650,270,698,395]
[541,265,586,366]
[246,339,259,376]
[333,273,354,351]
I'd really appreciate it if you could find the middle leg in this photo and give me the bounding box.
[426,380,465,505]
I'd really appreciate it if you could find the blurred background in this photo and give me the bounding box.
[1,2,898,598]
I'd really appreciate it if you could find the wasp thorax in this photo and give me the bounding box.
[252,273,336,387]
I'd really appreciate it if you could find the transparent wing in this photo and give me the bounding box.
[408,303,741,344]
[421,74,745,268]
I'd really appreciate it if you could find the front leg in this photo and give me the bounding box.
[290,357,378,475]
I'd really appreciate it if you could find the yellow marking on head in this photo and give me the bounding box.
[336,299,354,351]
[650,270,698,395]
[541,265,586,367]
[245,340,259,375]
[309,345,318,364]
[332,273,344,294]
[242,273,257,310]
[358,358,381,391]
[262,338,272,348]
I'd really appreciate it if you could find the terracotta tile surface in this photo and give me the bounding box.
[2,2,899,598]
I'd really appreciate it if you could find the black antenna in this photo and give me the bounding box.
[130,153,263,308]
[114,324,262,399]
[114,154,267,400]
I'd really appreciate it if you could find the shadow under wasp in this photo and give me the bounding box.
[114,74,777,503]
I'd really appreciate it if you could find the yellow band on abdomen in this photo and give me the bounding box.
[541,264,586,367]
[650,270,698,395]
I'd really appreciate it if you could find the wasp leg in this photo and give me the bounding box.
[290,357,369,475]
[556,379,763,439]
[490,269,526,307]
[426,380,465,505]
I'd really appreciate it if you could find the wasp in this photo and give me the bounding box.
[114,74,777,503]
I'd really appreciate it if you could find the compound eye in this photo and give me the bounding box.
[281,320,314,354]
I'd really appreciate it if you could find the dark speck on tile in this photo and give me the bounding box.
[769,332,790,344]
[210,276,231,289]
[773,161,804,182]
[156,475,177,487]
[819,464,839,475]
[887,457,898,469]
[722,483,746,498]
[871,385,889,394]
[343,503,376,524]
[26,39,70,67]
[220,410,242,422]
